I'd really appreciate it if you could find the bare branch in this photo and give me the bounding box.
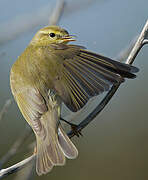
[0,0,99,46]
[68,19,148,138]
[0,0,65,169]
[63,0,102,16]
[0,155,35,179]
[49,0,65,25]
[115,36,137,62]
[14,160,34,180]
[0,5,52,45]
[0,99,12,123]
[0,1,65,170]
[0,126,32,168]
[0,1,66,179]
[68,83,120,138]
[143,39,148,45]
[126,20,148,65]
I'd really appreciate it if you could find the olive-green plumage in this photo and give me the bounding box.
[10,25,138,175]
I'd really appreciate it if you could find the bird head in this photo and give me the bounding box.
[31,26,76,45]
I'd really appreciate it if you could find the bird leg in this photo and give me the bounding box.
[60,117,83,137]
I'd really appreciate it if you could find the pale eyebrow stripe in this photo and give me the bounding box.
[39,31,48,34]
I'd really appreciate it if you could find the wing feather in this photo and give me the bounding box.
[15,89,48,138]
[52,45,139,112]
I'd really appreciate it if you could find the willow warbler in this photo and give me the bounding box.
[10,26,138,175]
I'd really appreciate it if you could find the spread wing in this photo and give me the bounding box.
[52,44,139,112]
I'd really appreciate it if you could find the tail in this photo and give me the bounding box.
[36,113,78,175]
[58,125,78,159]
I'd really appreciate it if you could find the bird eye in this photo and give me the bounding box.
[49,33,55,38]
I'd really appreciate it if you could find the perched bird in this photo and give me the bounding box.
[10,26,139,175]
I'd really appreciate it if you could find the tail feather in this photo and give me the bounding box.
[58,125,78,159]
[36,135,66,176]
[36,116,66,176]
[36,138,54,175]
[35,113,78,175]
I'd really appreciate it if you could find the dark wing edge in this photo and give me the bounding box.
[80,49,139,77]
[55,45,139,112]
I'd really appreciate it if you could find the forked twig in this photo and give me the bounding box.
[0,19,148,179]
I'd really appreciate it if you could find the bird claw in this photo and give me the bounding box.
[60,118,83,137]
[71,124,83,137]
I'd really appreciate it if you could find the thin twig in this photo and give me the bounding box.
[67,35,139,137]
[0,0,98,46]
[49,0,65,25]
[68,19,148,138]
[0,5,52,46]
[0,0,65,45]
[0,19,148,180]
[0,0,65,168]
[0,126,32,169]
[126,20,148,65]
[0,1,66,179]
[0,1,66,178]
[115,36,137,62]
[68,83,120,138]
[14,159,35,180]
[0,99,12,123]
[0,155,35,179]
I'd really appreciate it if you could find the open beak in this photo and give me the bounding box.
[62,35,76,42]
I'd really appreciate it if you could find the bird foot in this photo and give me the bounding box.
[60,118,83,137]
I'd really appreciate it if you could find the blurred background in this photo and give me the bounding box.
[0,0,148,179]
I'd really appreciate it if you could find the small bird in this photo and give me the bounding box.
[10,26,138,175]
